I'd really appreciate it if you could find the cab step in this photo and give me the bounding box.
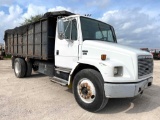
[51,76,68,86]
[55,67,71,73]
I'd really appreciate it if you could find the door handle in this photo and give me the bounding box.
[56,50,59,55]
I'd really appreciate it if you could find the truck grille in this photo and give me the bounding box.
[138,55,153,78]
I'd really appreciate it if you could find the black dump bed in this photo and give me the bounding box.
[4,11,74,60]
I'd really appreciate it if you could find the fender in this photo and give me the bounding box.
[68,58,119,85]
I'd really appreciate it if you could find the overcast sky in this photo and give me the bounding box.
[0,0,160,48]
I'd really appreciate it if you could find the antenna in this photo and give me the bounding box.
[84,14,92,17]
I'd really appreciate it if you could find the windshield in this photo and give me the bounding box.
[80,17,116,43]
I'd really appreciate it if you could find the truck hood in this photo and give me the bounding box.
[81,40,153,81]
[82,40,151,56]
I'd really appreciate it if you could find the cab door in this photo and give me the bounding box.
[55,18,79,69]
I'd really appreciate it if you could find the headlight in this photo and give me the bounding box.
[114,67,118,75]
[114,67,123,76]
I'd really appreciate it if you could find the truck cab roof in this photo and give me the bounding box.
[43,10,75,18]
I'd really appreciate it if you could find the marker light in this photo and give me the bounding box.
[101,54,106,60]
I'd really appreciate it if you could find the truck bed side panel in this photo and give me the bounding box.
[4,17,57,60]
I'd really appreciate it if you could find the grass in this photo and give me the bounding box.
[4,55,11,58]
[3,55,11,60]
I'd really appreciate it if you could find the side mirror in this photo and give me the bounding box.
[57,19,65,40]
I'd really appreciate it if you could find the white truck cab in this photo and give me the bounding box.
[55,14,153,111]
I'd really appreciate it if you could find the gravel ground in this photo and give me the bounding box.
[0,60,160,120]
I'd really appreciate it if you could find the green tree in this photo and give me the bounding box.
[22,14,43,25]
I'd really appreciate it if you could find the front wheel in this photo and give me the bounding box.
[73,69,108,112]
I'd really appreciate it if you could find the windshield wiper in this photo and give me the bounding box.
[98,23,105,40]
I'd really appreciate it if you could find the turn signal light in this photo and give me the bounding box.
[101,54,106,60]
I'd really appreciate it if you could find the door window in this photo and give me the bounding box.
[64,19,77,40]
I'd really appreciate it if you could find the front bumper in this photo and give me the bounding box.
[104,77,153,98]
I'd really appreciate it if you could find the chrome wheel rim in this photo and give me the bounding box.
[77,78,96,103]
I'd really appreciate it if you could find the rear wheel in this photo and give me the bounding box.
[25,61,32,77]
[73,69,108,112]
[14,58,26,78]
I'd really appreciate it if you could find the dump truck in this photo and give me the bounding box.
[150,49,160,60]
[4,11,153,112]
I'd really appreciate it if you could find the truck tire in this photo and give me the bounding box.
[73,69,108,112]
[14,58,26,78]
[25,61,32,77]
